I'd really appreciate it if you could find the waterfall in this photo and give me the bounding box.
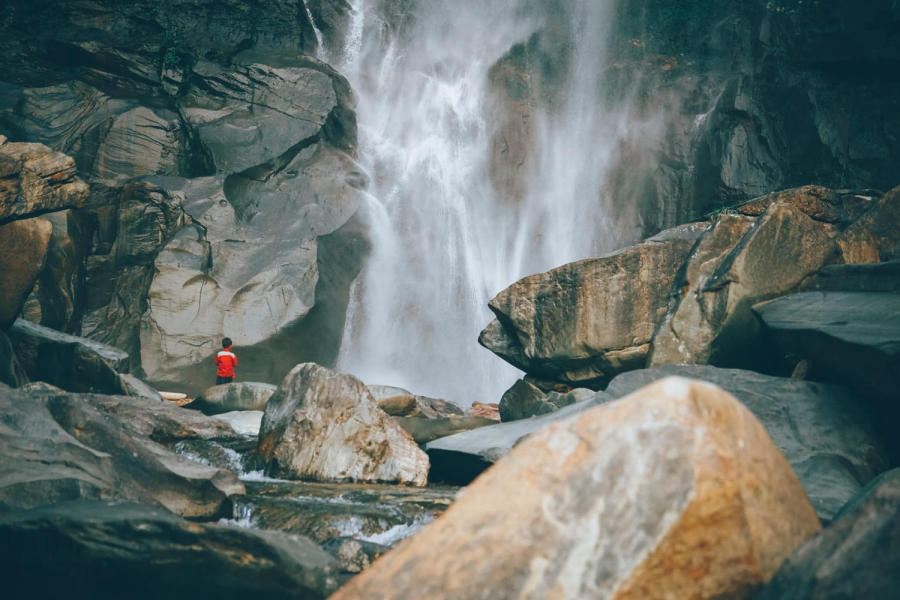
[335,0,645,406]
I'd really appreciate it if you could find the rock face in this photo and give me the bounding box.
[753,291,900,401]
[0,217,52,327]
[757,468,900,600]
[837,185,900,263]
[606,365,890,521]
[0,0,367,394]
[256,364,429,486]
[0,385,244,518]
[0,139,90,222]
[334,378,821,599]
[199,382,277,414]
[8,318,130,395]
[479,223,704,388]
[0,500,340,600]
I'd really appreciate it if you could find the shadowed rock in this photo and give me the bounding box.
[0,218,52,327]
[335,378,821,599]
[0,500,340,600]
[757,468,900,600]
[199,382,277,414]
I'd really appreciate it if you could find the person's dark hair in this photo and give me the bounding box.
[222,337,232,348]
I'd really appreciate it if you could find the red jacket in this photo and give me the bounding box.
[215,348,237,377]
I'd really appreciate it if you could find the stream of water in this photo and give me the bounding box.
[332,0,646,406]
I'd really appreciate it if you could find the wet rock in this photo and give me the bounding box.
[0,217,52,327]
[0,140,90,222]
[9,318,129,394]
[334,378,821,599]
[199,382,277,414]
[368,385,464,418]
[0,500,340,600]
[480,222,704,387]
[323,537,390,575]
[606,365,890,522]
[757,468,900,600]
[425,391,613,485]
[257,363,429,486]
[753,291,900,402]
[0,387,243,518]
[802,260,900,293]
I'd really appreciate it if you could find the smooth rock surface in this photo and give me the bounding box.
[200,382,277,414]
[393,416,497,445]
[753,291,900,401]
[837,185,900,263]
[0,217,52,327]
[368,385,464,419]
[214,410,264,437]
[0,387,244,518]
[498,378,590,422]
[335,378,822,599]
[426,392,613,485]
[257,364,429,486]
[0,500,340,600]
[757,468,900,600]
[9,318,129,394]
[480,222,705,387]
[606,365,890,521]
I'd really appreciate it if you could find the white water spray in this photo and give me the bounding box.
[336,0,645,406]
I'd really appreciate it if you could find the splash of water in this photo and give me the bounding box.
[336,0,647,406]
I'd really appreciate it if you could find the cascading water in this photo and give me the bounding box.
[334,0,649,406]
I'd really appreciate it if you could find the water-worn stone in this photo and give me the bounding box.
[498,378,590,422]
[467,401,500,421]
[335,378,821,599]
[426,392,613,485]
[0,500,340,600]
[753,290,900,402]
[480,222,705,387]
[734,185,873,225]
[606,365,890,521]
[257,363,429,485]
[0,387,244,518]
[757,468,900,600]
[9,318,129,394]
[0,140,90,222]
[0,217,52,327]
[393,416,497,445]
[199,382,277,414]
[213,410,264,437]
[368,385,464,418]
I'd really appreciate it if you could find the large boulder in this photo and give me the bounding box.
[606,365,890,521]
[753,291,900,401]
[0,500,340,600]
[256,364,429,486]
[498,378,591,422]
[652,201,840,368]
[334,378,821,599]
[837,185,900,263]
[757,468,900,600]
[368,385,464,418]
[392,416,497,445]
[0,217,52,327]
[425,391,612,485]
[199,382,277,414]
[9,318,130,395]
[479,222,705,388]
[0,386,244,518]
[0,139,90,222]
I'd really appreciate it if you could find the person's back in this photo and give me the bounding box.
[214,337,237,384]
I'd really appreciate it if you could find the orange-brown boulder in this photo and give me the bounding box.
[333,377,821,600]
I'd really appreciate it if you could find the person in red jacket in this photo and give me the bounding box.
[214,337,237,385]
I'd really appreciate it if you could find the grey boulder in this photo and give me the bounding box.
[200,381,277,414]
